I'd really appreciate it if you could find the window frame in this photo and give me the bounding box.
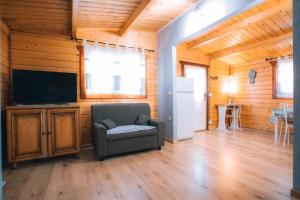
[77,46,148,99]
[271,61,293,99]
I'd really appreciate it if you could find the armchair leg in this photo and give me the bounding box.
[98,157,105,161]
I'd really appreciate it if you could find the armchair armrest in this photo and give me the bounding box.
[148,119,165,147]
[93,122,108,159]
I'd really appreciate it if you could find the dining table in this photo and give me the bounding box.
[270,107,293,144]
[216,104,243,132]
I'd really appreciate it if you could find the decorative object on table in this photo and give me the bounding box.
[227,95,232,105]
[222,75,237,105]
[248,69,257,84]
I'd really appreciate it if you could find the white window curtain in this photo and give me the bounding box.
[83,40,146,96]
[277,56,293,98]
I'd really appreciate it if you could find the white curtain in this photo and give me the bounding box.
[277,56,293,97]
[83,40,146,95]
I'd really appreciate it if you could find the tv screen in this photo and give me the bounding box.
[12,70,77,105]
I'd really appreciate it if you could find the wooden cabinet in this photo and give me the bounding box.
[47,108,80,157]
[7,109,47,163]
[6,105,80,167]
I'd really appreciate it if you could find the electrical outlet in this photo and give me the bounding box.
[208,120,213,125]
[168,116,172,121]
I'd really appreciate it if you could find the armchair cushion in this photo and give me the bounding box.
[135,114,150,125]
[107,125,156,141]
[99,119,117,129]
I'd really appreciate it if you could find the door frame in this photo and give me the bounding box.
[179,60,209,130]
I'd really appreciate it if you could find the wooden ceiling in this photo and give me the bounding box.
[0,0,292,65]
[132,0,198,31]
[0,0,198,36]
[76,0,144,32]
[0,0,71,36]
[75,0,198,33]
[184,0,293,65]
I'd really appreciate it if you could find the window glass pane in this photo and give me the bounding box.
[276,58,293,98]
[83,43,146,96]
[185,66,206,102]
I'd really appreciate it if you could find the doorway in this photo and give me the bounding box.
[180,61,208,131]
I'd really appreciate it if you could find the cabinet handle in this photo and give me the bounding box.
[48,131,51,135]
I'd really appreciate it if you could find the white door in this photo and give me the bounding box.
[185,65,207,131]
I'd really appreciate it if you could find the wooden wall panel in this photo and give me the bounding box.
[176,44,230,129]
[10,31,158,146]
[1,21,9,109]
[208,60,230,129]
[231,60,293,132]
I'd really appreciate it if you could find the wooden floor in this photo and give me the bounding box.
[4,129,295,200]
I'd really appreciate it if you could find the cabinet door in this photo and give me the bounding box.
[47,108,80,156]
[7,109,47,162]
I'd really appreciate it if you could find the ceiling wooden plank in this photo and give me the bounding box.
[0,20,10,35]
[119,0,154,36]
[187,0,291,49]
[71,0,79,37]
[209,31,292,59]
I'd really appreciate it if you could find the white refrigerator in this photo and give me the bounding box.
[175,77,194,140]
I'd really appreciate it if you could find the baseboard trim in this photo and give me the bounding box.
[165,138,177,144]
[291,188,300,199]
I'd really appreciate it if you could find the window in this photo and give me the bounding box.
[185,66,207,103]
[79,40,146,99]
[272,56,293,99]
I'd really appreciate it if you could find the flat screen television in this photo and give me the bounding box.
[12,69,77,105]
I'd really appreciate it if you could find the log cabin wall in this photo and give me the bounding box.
[1,21,9,110]
[176,44,230,129]
[9,31,157,146]
[231,60,293,132]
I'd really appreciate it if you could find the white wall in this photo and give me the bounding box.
[293,0,300,194]
[157,0,262,140]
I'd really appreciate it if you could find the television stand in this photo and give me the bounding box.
[6,104,80,168]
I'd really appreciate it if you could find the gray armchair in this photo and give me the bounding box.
[91,103,165,160]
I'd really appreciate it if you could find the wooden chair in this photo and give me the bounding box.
[281,103,293,147]
[226,104,241,134]
[238,106,242,129]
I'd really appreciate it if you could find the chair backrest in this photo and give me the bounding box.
[228,104,242,117]
[91,103,151,125]
[281,103,289,123]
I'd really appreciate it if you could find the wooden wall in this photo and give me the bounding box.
[10,30,157,146]
[1,21,9,109]
[208,60,231,129]
[231,60,293,132]
[176,43,230,129]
